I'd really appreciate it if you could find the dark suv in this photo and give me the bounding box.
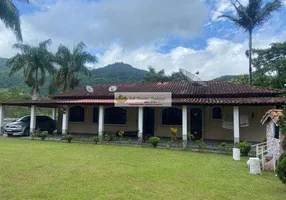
[4,116,56,136]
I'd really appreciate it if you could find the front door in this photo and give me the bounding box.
[143,108,155,139]
[190,108,203,140]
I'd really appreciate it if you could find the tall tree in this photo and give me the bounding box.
[0,0,30,42]
[50,42,97,93]
[143,66,185,83]
[252,41,286,89]
[143,66,171,82]
[7,39,56,100]
[219,0,282,85]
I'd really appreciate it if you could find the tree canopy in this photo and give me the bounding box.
[0,0,30,42]
[219,0,282,85]
[7,39,56,100]
[50,42,97,93]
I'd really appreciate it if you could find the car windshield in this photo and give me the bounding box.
[16,116,30,122]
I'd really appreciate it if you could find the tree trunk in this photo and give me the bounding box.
[32,68,39,100]
[248,30,253,85]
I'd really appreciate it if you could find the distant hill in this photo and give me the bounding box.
[81,62,148,86]
[0,59,148,96]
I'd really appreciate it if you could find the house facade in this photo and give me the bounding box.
[0,81,284,147]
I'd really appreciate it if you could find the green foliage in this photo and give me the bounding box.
[196,139,206,152]
[187,132,195,141]
[0,0,30,42]
[63,134,73,143]
[170,127,178,145]
[143,66,183,83]
[279,108,286,137]
[7,39,56,100]
[148,136,160,148]
[39,131,49,141]
[281,137,286,151]
[50,42,97,93]
[218,142,233,154]
[0,87,53,118]
[237,141,251,156]
[219,0,282,85]
[276,153,286,185]
[262,136,267,143]
[252,41,286,89]
[91,136,99,144]
[0,60,149,96]
[118,130,124,140]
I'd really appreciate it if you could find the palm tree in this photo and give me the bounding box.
[219,0,282,85]
[0,0,30,42]
[7,39,56,100]
[50,42,97,93]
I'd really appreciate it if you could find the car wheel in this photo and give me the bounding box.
[23,128,30,136]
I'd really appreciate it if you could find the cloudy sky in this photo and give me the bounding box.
[0,0,286,80]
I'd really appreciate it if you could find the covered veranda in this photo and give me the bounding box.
[0,99,248,148]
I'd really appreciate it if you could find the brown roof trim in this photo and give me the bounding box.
[1,96,285,106]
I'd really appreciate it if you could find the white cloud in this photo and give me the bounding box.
[4,0,207,51]
[94,29,286,80]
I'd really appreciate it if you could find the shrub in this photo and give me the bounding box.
[118,130,124,140]
[170,127,178,141]
[262,136,267,143]
[196,139,206,152]
[91,136,99,144]
[148,137,160,148]
[188,132,195,141]
[39,131,49,141]
[64,134,73,143]
[276,153,286,185]
[237,141,251,156]
[218,142,233,154]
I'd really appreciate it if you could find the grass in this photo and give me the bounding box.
[0,137,285,200]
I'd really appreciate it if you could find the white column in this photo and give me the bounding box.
[138,107,144,143]
[30,105,36,135]
[182,105,188,149]
[233,106,240,144]
[62,106,68,135]
[52,108,57,121]
[98,105,104,141]
[0,105,4,135]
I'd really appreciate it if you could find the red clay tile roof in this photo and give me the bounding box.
[261,109,283,124]
[52,81,284,99]
[1,96,285,106]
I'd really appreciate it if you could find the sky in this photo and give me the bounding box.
[0,0,286,80]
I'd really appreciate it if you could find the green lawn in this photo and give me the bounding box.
[0,137,285,200]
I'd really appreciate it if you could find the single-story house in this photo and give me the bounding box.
[0,80,285,147]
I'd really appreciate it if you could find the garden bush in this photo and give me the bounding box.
[237,141,251,156]
[39,131,49,141]
[196,139,206,152]
[262,136,267,143]
[63,134,73,143]
[91,136,99,144]
[218,142,233,154]
[148,137,160,148]
[276,153,286,185]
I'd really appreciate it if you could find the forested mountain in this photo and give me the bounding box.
[0,58,148,96]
